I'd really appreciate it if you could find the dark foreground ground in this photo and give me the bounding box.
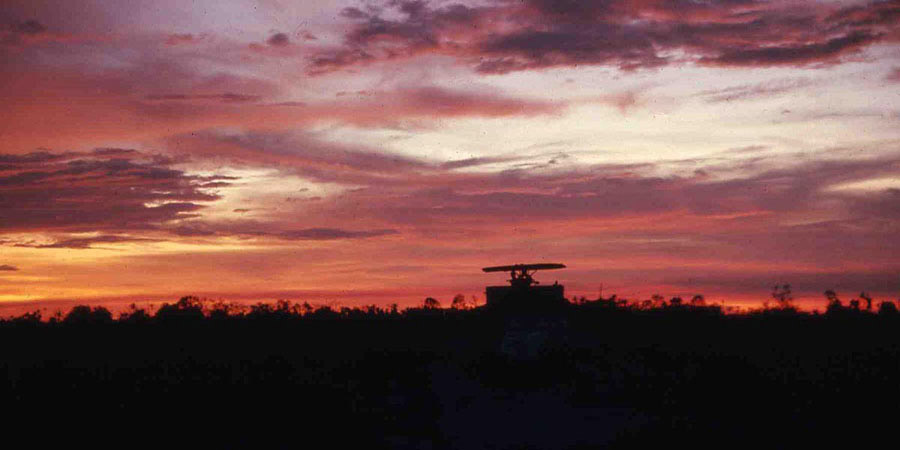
[3,298,900,448]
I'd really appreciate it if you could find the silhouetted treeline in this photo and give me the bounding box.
[3,293,900,448]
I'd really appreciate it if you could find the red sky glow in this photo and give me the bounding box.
[2,0,900,313]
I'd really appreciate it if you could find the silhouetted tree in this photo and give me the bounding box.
[120,303,151,324]
[860,292,873,311]
[451,294,467,310]
[63,305,91,324]
[10,309,41,325]
[669,296,683,307]
[155,295,205,322]
[308,305,337,319]
[824,290,845,316]
[207,300,235,320]
[771,284,793,309]
[64,305,113,325]
[249,302,274,317]
[824,290,841,306]
[690,295,706,307]
[878,301,898,316]
[93,306,113,323]
[423,297,440,309]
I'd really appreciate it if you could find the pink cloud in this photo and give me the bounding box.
[887,66,900,82]
[0,37,562,151]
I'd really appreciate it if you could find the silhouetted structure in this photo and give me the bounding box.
[482,263,567,310]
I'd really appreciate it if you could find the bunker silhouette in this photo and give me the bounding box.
[483,263,567,310]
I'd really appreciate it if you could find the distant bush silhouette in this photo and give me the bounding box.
[154,295,205,323]
[9,309,41,324]
[63,305,113,325]
[878,300,898,316]
[119,303,151,324]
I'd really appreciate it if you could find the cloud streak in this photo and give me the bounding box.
[13,235,158,249]
[0,149,230,234]
[698,78,815,103]
[278,228,398,240]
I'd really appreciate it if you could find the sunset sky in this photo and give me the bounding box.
[1,0,899,313]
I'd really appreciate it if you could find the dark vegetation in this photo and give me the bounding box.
[3,288,900,448]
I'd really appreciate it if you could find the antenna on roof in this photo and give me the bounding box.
[481,263,568,309]
[482,263,566,288]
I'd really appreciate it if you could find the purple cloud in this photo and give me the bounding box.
[267,32,290,47]
[0,150,232,234]
[312,0,897,74]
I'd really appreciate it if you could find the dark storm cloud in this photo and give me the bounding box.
[312,0,896,74]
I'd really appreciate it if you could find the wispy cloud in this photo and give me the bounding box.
[14,235,158,249]
[698,78,815,103]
